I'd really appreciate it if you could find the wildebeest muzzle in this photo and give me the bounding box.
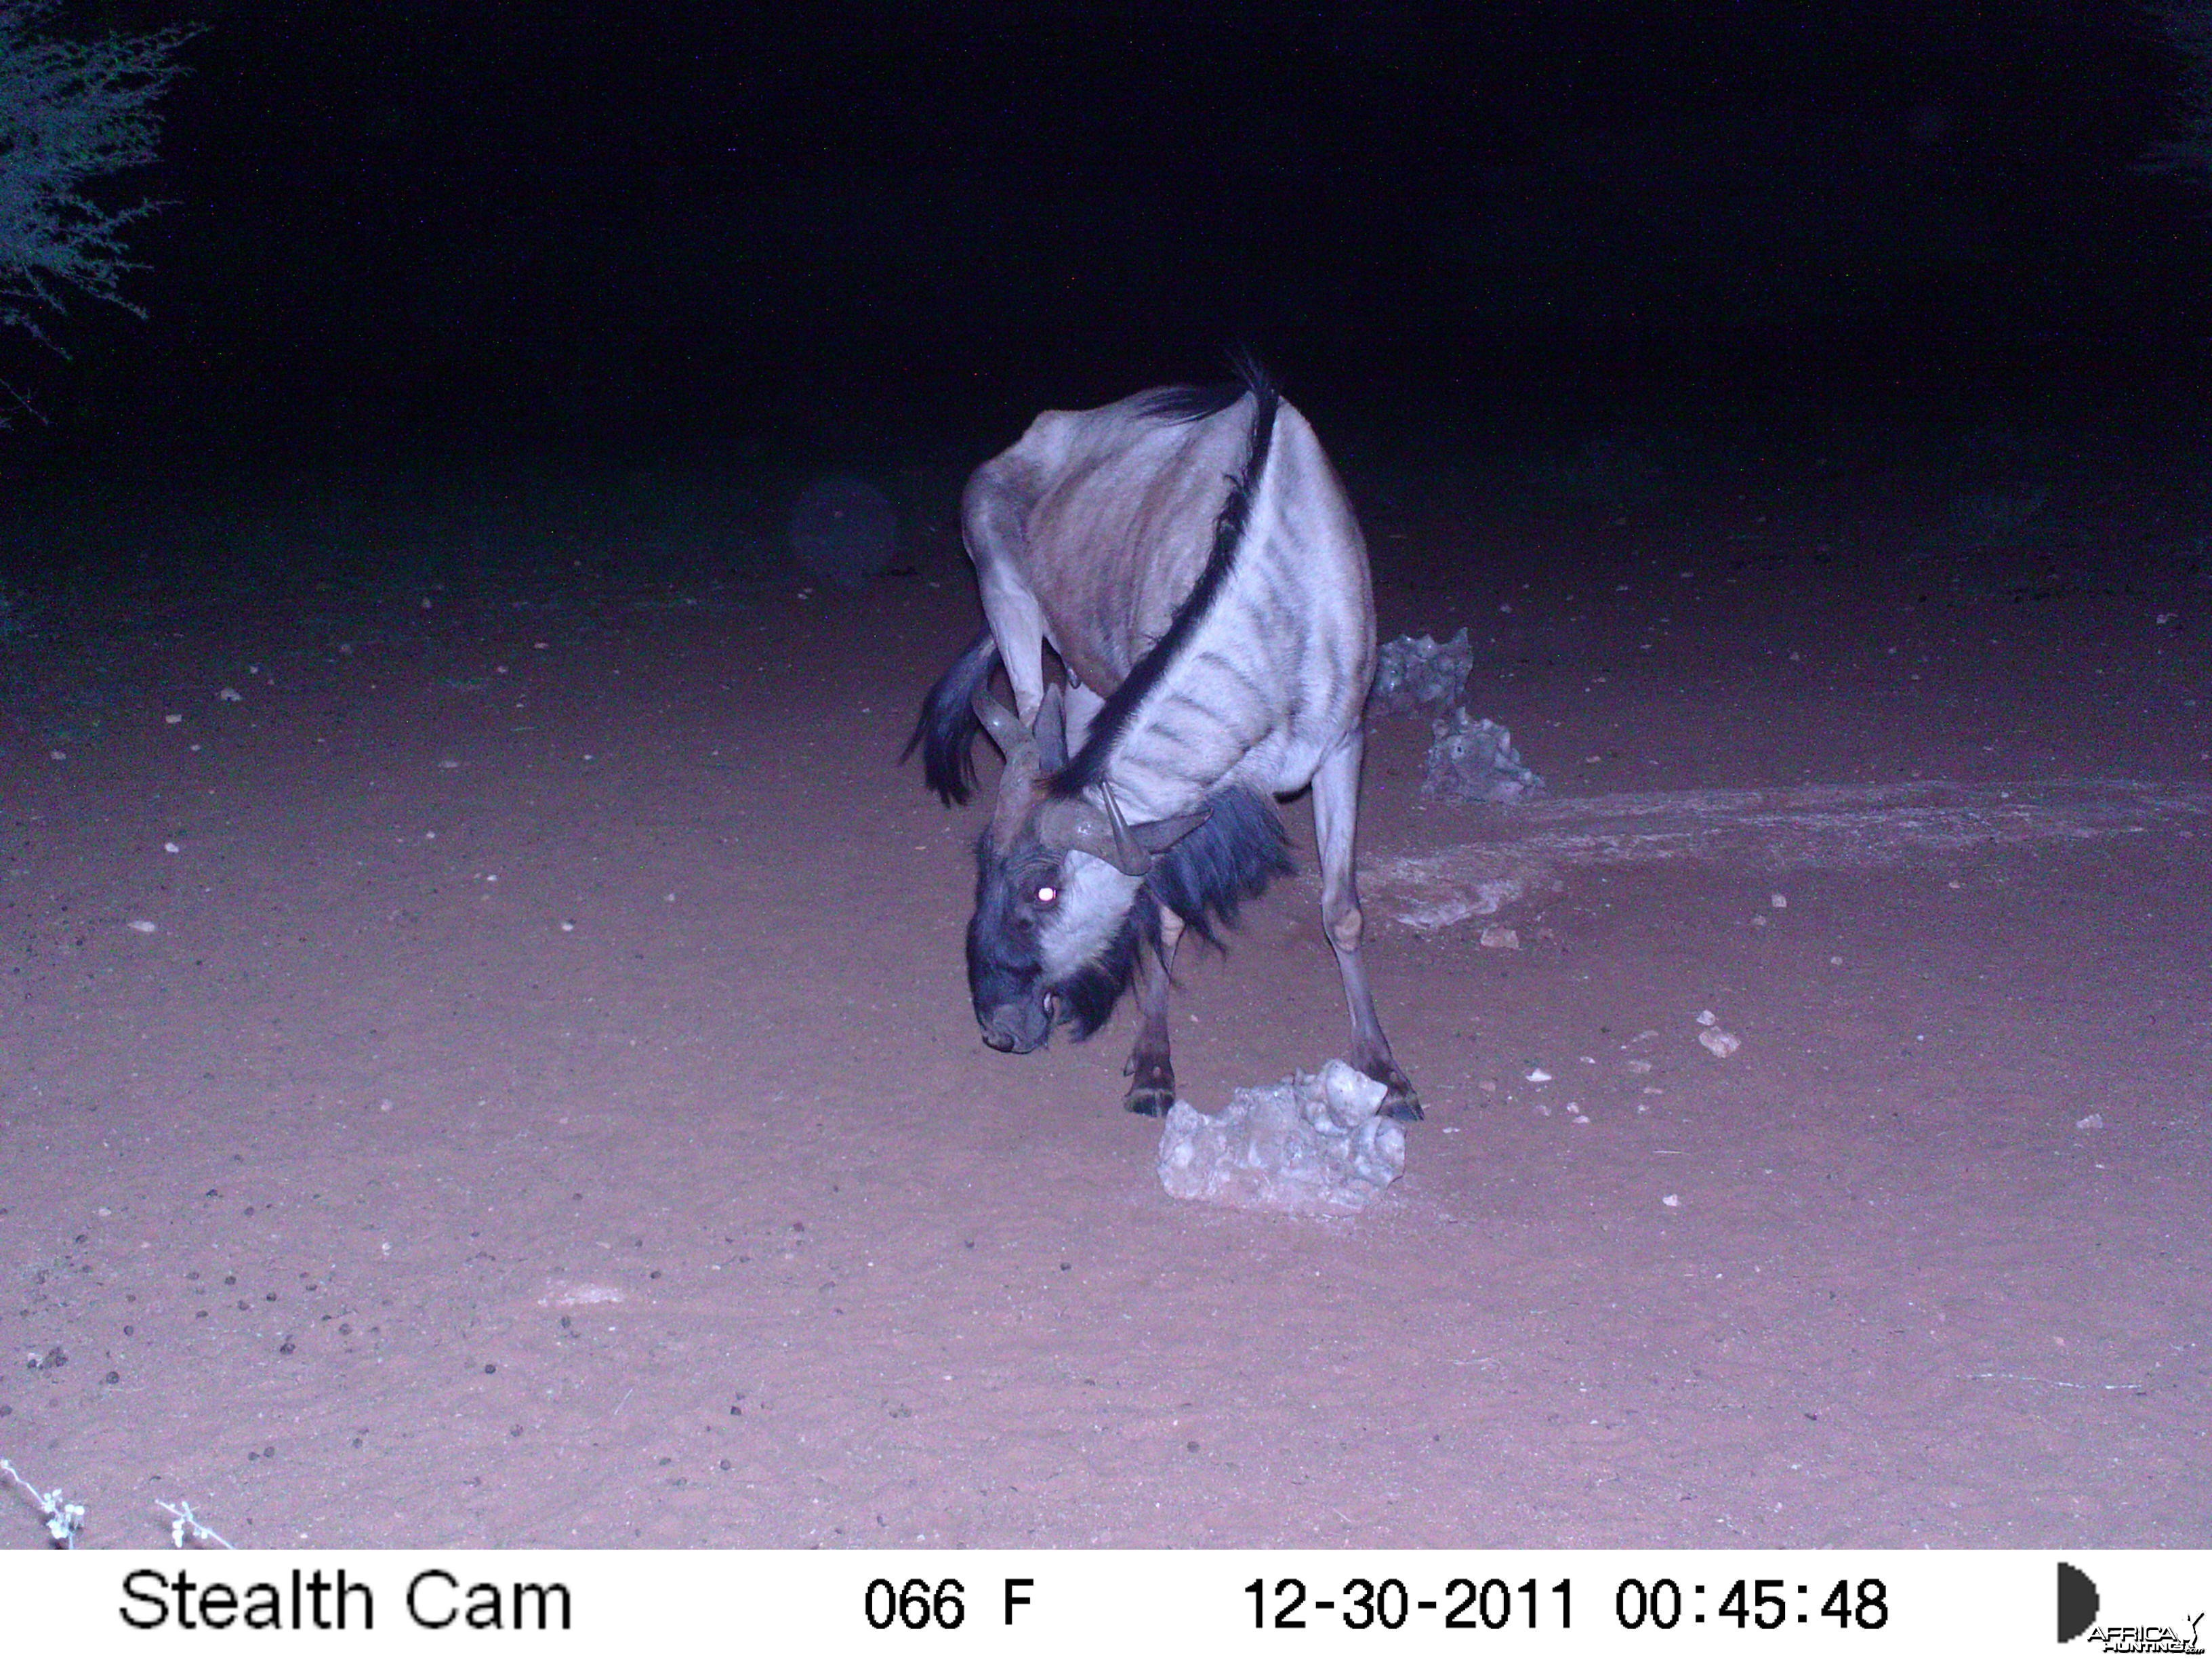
[977,989,1054,1053]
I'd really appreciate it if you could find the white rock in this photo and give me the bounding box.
[1318,1058,1389,1129]
[1420,708,1544,804]
[1158,1060,1406,1216]
[1369,629,1473,715]
[1697,1027,1740,1059]
[538,1280,626,1307]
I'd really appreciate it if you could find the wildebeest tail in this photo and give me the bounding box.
[905,629,1001,805]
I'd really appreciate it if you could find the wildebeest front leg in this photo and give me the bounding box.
[1312,734,1422,1120]
[1121,909,1184,1116]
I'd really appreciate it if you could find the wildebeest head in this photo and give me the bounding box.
[964,685,1208,1053]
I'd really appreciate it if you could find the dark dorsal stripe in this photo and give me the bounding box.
[1132,379,1248,424]
[1052,358,1279,798]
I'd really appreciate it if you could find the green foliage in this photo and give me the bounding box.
[0,1,193,351]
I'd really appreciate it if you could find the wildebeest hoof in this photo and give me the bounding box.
[1373,1067,1423,1122]
[1124,1083,1176,1118]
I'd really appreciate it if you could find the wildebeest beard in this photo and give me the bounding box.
[1050,888,1160,1040]
[972,784,1294,1044]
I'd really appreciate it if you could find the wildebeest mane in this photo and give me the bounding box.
[1145,783,1290,948]
[1050,359,1281,798]
[1134,346,1273,426]
[1133,380,1246,424]
[1048,784,1293,1040]
[905,629,1000,805]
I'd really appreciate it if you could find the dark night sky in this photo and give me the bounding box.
[14,1,2209,468]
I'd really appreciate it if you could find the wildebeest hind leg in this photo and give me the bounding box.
[1313,735,1422,1120]
[1121,912,1183,1116]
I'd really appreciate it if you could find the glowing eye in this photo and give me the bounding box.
[1035,885,1058,905]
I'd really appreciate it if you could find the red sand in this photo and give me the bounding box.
[3,464,2206,1548]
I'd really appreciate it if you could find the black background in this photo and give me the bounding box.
[7,0,2206,476]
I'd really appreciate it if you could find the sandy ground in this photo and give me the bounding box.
[2,440,2207,1549]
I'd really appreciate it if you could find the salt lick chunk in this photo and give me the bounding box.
[1369,628,1474,716]
[1420,708,1544,804]
[1157,1060,1407,1216]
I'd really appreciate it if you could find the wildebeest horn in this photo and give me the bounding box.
[970,687,1036,762]
[1035,684,1069,774]
[1036,787,1212,876]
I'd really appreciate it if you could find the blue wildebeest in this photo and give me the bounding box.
[907,363,1419,1120]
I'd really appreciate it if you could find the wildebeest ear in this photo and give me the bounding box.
[1128,806,1211,853]
[1033,684,1068,773]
